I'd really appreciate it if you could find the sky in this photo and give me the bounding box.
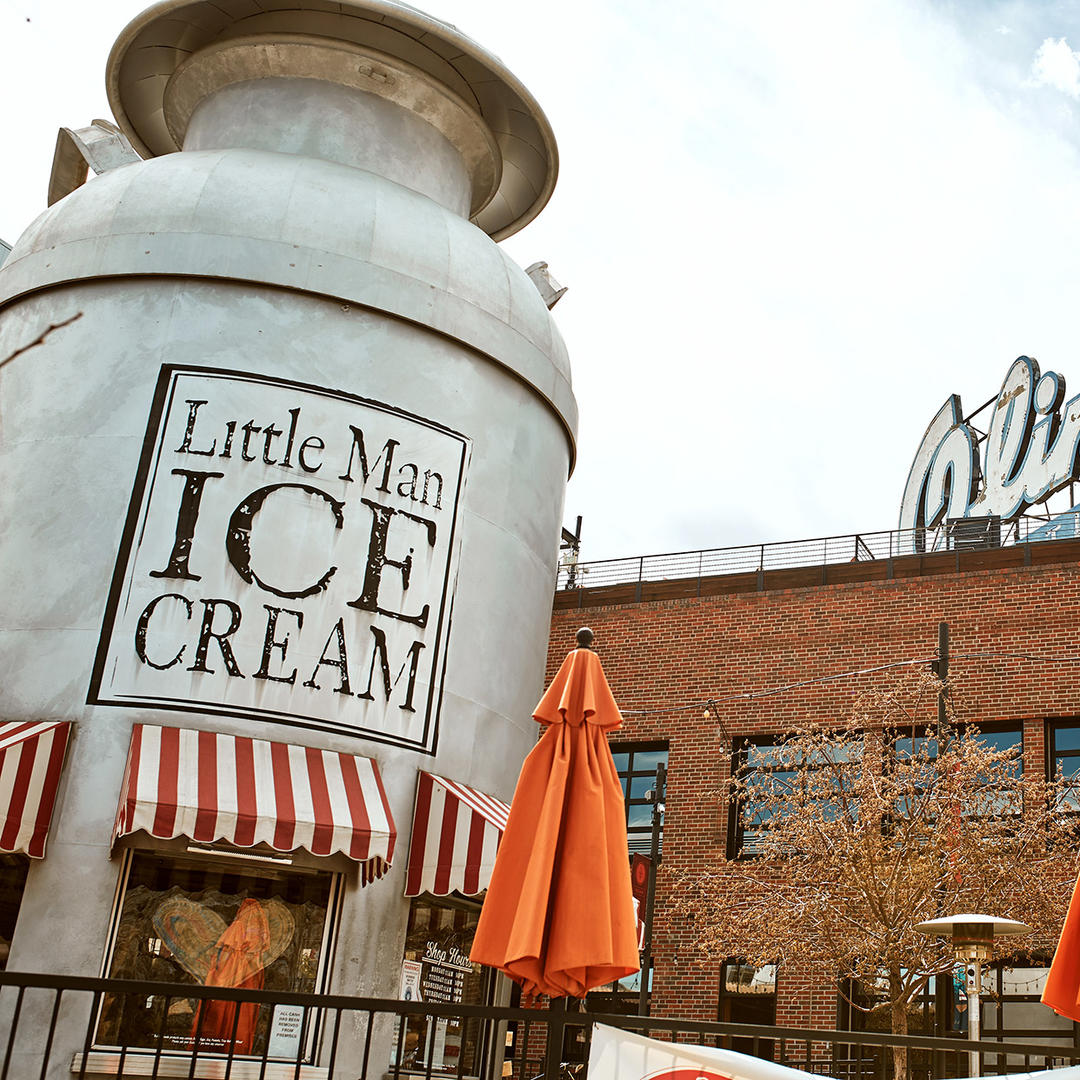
[6,0,1080,564]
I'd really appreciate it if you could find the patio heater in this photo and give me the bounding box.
[913,913,1032,1078]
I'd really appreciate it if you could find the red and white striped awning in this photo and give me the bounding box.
[114,725,396,881]
[0,721,71,859]
[404,771,510,897]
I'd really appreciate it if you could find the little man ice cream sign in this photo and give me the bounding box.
[90,366,469,752]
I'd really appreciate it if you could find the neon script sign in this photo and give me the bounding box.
[900,356,1080,531]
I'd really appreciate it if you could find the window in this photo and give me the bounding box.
[965,722,1023,817]
[394,895,494,1076]
[894,722,1021,765]
[982,962,1080,1065]
[717,962,777,1060]
[891,722,1022,821]
[0,855,29,971]
[610,743,668,855]
[96,849,339,1062]
[728,735,860,858]
[589,743,667,1018]
[1048,721,1080,808]
[840,971,940,1038]
[729,737,788,857]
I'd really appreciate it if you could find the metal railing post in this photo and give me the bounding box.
[544,998,567,1080]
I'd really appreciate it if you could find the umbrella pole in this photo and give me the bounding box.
[544,996,568,1080]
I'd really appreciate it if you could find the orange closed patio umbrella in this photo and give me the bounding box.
[470,628,640,998]
[1044,871,1080,1021]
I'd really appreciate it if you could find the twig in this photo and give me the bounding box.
[0,312,83,372]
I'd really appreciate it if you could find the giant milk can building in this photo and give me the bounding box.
[0,2,575,1075]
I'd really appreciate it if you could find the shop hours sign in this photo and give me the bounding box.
[89,366,469,752]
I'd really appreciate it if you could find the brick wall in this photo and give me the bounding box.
[546,550,1080,1031]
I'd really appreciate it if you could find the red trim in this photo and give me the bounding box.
[463,807,487,896]
[120,724,143,839]
[270,741,295,852]
[305,747,333,856]
[111,725,395,873]
[0,723,71,858]
[151,726,179,838]
[31,725,70,857]
[369,759,394,867]
[404,772,507,897]
[433,789,459,895]
[405,772,434,895]
[339,753,371,862]
[0,739,35,852]
[193,730,218,843]
[233,736,257,847]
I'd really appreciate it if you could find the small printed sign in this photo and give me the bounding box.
[401,959,423,1001]
[267,1003,305,1060]
[90,365,469,752]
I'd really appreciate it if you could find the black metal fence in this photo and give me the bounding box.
[556,514,1072,592]
[3,971,1080,1080]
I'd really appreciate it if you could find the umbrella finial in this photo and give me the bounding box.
[576,627,594,650]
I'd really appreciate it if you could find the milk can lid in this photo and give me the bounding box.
[105,0,558,241]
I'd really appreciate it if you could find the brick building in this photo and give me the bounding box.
[548,535,1080,1054]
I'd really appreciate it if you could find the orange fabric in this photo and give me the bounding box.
[1044,870,1080,1021]
[470,648,640,998]
[191,898,270,1054]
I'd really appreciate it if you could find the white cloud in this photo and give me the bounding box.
[1029,36,1080,97]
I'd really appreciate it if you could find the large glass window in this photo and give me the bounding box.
[893,722,1022,818]
[838,971,944,1078]
[610,743,668,855]
[1048,722,1080,807]
[0,855,29,971]
[982,963,1080,1065]
[728,736,860,857]
[717,962,777,1060]
[729,737,787,857]
[96,850,338,1061]
[394,895,493,1077]
[588,743,668,1017]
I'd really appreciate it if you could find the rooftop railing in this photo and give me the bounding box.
[556,512,1080,592]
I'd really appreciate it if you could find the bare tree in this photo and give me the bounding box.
[669,672,1080,1080]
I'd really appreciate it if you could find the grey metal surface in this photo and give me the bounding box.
[0,6,573,1077]
[47,118,141,206]
[104,0,558,241]
[0,140,577,453]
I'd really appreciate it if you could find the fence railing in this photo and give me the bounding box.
[3,971,1080,1080]
[557,513,1077,592]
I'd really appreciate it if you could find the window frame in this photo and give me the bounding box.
[889,719,1024,822]
[1047,719,1080,804]
[716,961,778,1060]
[731,722,1025,858]
[395,890,498,1079]
[981,958,1080,1052]
[609,741,668,856]
[93,843,344,1066]
[727,733,862,859]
